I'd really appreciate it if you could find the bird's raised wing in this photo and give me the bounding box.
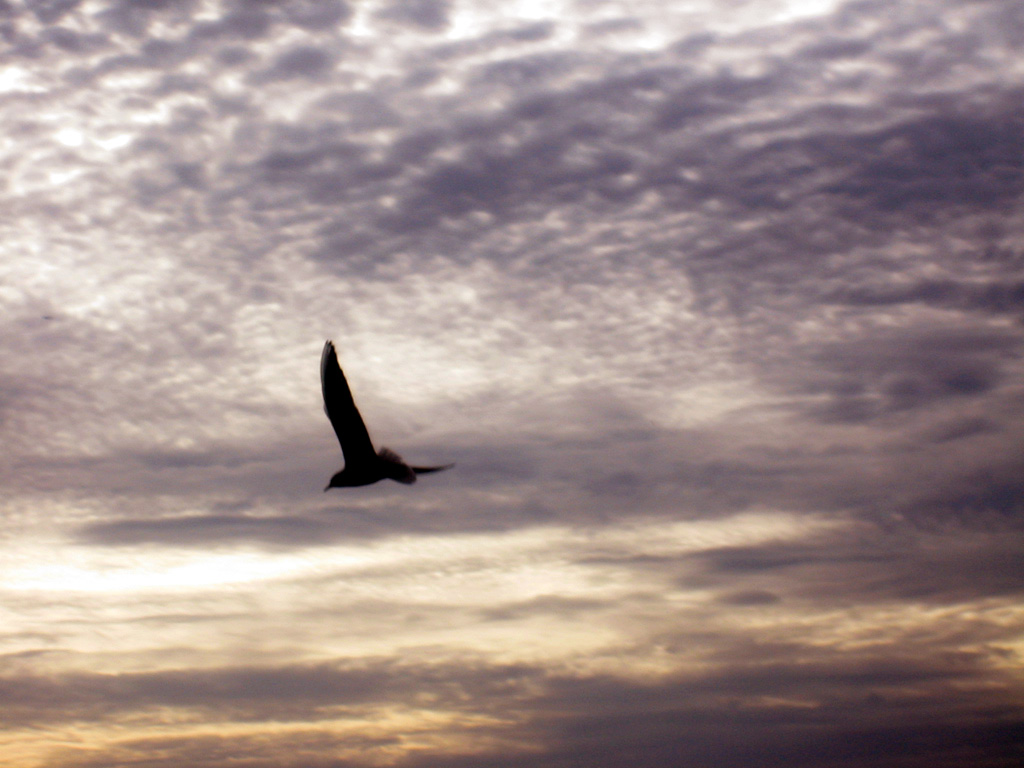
[321,341,376,467]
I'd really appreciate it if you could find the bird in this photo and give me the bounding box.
[321,340,453,490]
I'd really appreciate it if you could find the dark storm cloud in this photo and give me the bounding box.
[10,647,1024,768]
[534,651,1019,757]
[96,0,203,39]
[822,107,1024,218]
[825,276,1024,317]
[55,732,388,768]
[75,487,552,547]
[784,325,1020,423]
[258,45,336,82]
[28,0,86,25]
[244,68,646,246]
[184,0,1021,308]
[376,0,451,31]
[278,0,352,31]
[925,415,995,443]
[898,457,1024,527]
[19,0,1017,296]
[41,24,109,54]
[23,0,350,86]
[662,99,1024,310]
[686,528,1024,605]
[77,513,332,547]
[735,104,1024,225]
[510,677,1023,768]
[0,657,537,727]
[566,503,1024,609]
[715,589,780,606]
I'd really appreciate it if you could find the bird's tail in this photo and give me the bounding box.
[378,447,416,484]
[411,463,454,475]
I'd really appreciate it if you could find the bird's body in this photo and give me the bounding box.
[320,341,452,490]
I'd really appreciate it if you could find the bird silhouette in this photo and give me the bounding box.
[321,340,452,490]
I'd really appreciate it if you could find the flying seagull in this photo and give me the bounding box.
[321,340,453,490]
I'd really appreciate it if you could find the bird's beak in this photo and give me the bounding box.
[323,484,330,492]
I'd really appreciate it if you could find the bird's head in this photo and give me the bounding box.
[324,470,362,491]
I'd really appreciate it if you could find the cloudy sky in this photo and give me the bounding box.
[3,0,1024,765]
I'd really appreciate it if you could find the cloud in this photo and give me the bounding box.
[3,1,1024,766]
[0,657,549,733]
[687,528,1024,605]
[821,107,1024,218]
[259,45,336,82]
[29,0,86,25]
[280,0,352,31]
[77,513,333,548]
[789,325,1019,423]
[96,0,204,39]
[8,647,1023,767]
[73,496,535,547]
[376,0,452,32]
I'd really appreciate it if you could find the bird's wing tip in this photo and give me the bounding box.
[321,339,335,371]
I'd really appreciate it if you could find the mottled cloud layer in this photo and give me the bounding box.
[2,0,1023,766]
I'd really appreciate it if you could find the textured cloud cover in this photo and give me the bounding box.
[2,0,1023,766]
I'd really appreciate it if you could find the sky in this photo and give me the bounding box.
[2,0,1024,765]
